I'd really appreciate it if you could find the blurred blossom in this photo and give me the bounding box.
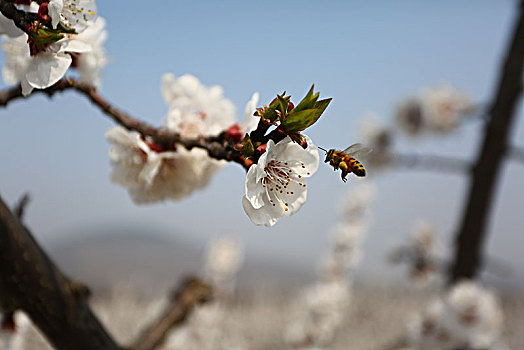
[0,312,32,350]
[328,224,365,272]
[166,235,245,350]
[107,74,244,203]
[422,84,473,133]
[395,97,425,136]
[358,117,393,169]
[443,281,504,349]
[106,127,214,203]
[205,235,244,295]
[407,300,455,350]
[339,182,375,220]
[391,220,440,287]
[241,92,260,133]
[73,16,108,88]
[407,280,506,350]
[162,73,236,137]
[286,183,374,349]
[395,84,474,136]
[242,136,319,227]
[285,280,351,349]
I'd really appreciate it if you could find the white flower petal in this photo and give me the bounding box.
[57,38,91,53]
[245,164,266,209]
[242,92,259,133]
[242,196,278,227]
[21,78,33,96]
[26,51,72,89]
[138,154,162,187]
[48,0,64,29]
[242,136,319,226]
[0,14,23,37]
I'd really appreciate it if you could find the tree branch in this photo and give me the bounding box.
[128,277,213,350]
[0,0,37,34]
[0,79,249,168]
[449,0,524,283]
[13,192,30,219]
[0,193,122,350]
[393,153,471,174]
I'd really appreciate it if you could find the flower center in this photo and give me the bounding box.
[262,160,308,211]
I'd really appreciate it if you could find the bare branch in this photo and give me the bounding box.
[128,277,213,350]
[393,153,471,174]
[449,0,524,282]
[0,193,122,350]
[13,192,30,219]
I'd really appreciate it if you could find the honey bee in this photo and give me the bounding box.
[318,144,372,182]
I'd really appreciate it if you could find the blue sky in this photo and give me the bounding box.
[1,0,523,288]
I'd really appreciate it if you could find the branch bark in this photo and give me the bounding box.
[0,193,122,350]
[0,79,249,168]
[449,0,524,282]
[128,277,213,350]
[394,153,470,174]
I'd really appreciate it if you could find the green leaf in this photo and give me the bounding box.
[292,85,320,113]
[282,97,332,131]
[241,134,254,158]
[282,109,317,131]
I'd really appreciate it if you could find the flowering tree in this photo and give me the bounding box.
[0,1,523,350]
[0,0,335,349]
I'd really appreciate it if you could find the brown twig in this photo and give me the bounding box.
[0,0,36,34]
[0,79,249,168]
[393,153,471,174]
[13,192,30,219]
[128,277,213,350]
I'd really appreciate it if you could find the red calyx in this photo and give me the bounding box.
[225,123,243,144]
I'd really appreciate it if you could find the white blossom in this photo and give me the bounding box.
[49,0,97,32]
[443,281,504,348]
[395,97,424,136]
[358,116,393,169]
[205,235,244,295]
[106,127,216,204]
[73,16,107,87]
[242,92,260,133]
[242,136,319,227]
[406,280,506,350]
[2,33,90,95]
[162,73,236,137]
[421,84,473,133]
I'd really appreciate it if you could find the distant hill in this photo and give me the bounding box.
[46,225,313,294]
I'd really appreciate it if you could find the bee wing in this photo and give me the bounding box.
[343,143,373,158]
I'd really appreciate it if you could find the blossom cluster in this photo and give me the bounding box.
[390,220,440,287]
[285,183,374,349]
[395,84,473,136]
[165,235,246,350]
[106,74,259,204]
[407,280,507,350]
[107,77,325,226]
[357,83,473,172]
[0,0,107,95]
